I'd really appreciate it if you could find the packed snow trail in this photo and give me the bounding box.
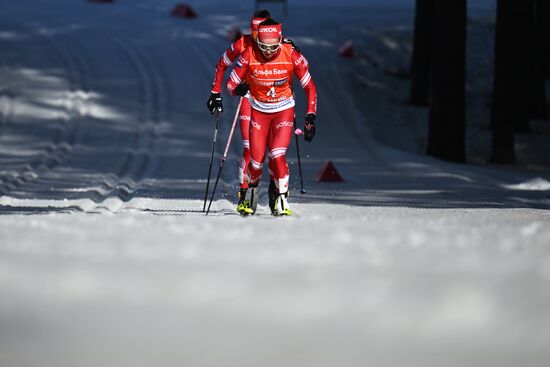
[1,0,547,214]
[1,1,550,367]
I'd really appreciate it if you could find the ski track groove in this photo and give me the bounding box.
[185,32,240,205]
[0,32,87,197]
[84,36,167,213]
[0,42,17,128]
[0,25,167,213]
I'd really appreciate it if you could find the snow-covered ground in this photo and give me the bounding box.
[1,1,550,366]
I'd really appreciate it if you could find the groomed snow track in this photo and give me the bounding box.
[1,1,550,367]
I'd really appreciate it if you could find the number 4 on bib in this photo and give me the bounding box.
[267,86,276,98]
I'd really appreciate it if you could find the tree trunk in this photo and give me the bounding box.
[409,0,434,106]
[542,0,550,78]
[491,0,517,163]
[527,0,547,119]
[426,0,466,162]
[511,1,532,132]
[544,1,550,120]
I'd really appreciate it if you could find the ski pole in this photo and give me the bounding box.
[206,97,243,215]
[294,116,306,194]
[203,108,222,212]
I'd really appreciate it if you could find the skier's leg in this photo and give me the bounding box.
[236,99,253,214]
[246,108,271,213]
[238,98,252,190]
[268,108,294,215]
[247,109,270,187]
[269,108,294,193]
[267,124,279,214]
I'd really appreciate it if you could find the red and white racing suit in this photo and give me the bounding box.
[227,44,317,194]
[211,35,254,189]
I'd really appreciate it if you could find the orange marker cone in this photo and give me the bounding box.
[316,160,344,182]
[339,41,354,58]
[171,4,197,19]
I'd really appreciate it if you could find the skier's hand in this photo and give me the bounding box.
[234,83,249,97]
[283,37,301,53]
[304,113,316,142]
[207,93,223,115]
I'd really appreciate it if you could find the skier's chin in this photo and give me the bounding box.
[262,52,276,59]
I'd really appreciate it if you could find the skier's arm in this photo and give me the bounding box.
[292,50,317,115]
[226,51,250,96]
[210,37,244,94]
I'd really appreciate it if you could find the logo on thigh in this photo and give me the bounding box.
[275,121,293,130]
[251,120,261,130]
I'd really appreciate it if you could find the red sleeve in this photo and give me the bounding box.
[292,50,317,115]
[226,49,250,96]
[210,37,245,94]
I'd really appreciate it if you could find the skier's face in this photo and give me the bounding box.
[257,37,281,59]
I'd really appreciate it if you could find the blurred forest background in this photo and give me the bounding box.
[383,0,549,168]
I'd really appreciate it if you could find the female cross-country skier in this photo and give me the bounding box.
[207,11,301,215]
[226,18,317,216]
[206,10,270,214]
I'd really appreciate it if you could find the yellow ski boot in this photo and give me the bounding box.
[236,189,253,215]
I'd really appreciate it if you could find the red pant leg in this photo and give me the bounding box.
[248,107,294,189]
[267,108,294,194]
[238,98,252,189]
[247,108,271,186]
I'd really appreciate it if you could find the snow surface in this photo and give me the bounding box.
[1,1,549,366]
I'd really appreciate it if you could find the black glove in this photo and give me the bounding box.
[234,83,249,97]
[283,37,301,53]
[304,113,316,142]
[207,93,223,115]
